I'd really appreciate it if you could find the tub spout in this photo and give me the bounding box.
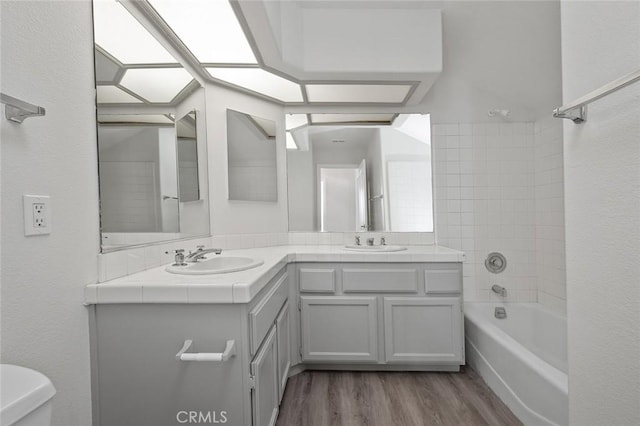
[492,284,507,297]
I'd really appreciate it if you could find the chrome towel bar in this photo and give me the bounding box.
[553,68,640,123]
[176,339,236,362]
[1,93,46,123]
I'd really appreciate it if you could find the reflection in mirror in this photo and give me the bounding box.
[286,114,433,232]
[97,111,209,251]
[98,116,180,242]
[227,109,277,202]
[176,111,200,202]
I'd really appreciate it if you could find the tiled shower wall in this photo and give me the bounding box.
[534,117,566,314]
[433,121,566,312]
[433,122,538,303]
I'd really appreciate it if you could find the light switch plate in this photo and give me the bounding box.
[23,195,51,236]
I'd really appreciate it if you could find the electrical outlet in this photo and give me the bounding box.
[33,203,46,227]
[24,195,51,236]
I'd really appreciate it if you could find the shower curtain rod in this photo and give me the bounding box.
[553,68,640,123]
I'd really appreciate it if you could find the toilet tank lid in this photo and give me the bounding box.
[1,365,56,425]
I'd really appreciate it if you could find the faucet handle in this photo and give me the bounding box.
[355,235,361,246]
[380,236,386,246]
[165,249,185,254]
[196,245,205,251]
[165,249,187,266]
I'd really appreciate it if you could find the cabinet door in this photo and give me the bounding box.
[275,301,291,402]
[301,296,378,362]
[383,297,463,363]
[251,327,279,426]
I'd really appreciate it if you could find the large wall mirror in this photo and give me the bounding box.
[286,113,433,232]
[97,110,210,251]
[227,109,277,202]
[92,0,210,252]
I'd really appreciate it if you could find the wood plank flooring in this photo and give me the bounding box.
[276,367,521,426]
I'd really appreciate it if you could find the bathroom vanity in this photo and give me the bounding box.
[86,245,464,426]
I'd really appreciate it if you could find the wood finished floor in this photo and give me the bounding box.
[276,367,522,426]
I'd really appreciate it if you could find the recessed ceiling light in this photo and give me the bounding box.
[306,84,412,103]
[206,68,303,103]
[148,0,256,64]
[92,0,177,64]
[120,68,194,103]
[96,86,143,104]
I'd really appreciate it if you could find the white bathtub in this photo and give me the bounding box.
[464,302,568,426]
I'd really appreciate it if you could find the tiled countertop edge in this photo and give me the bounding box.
[86,245,464,305]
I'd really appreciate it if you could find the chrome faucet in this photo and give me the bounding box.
[185,245,222,262]
[491,284,507,297]
[166,249,187,266]
[367,238,375,246]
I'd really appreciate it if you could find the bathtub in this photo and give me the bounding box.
[464,302,568,426]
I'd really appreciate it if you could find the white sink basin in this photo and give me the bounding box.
[343,245,407,252]
[166,256,264,275]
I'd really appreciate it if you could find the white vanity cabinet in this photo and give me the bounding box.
[275,301,291,402]
[89,268,290,426]
[383,297,463,363]
[296,262,464,370]
[300,296,378,362]
[250,327,279,426]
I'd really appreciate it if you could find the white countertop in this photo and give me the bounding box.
[85,245,464,305]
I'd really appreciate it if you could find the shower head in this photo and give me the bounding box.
[488,109,510,118]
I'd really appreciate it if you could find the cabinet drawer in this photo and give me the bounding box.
[343,268,418,293]
[424,264,462,294]
[249,272,288,356]
[299,268,336,293]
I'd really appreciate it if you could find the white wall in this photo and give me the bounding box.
[205,84,288,235]
[560,1,640,424]
[0,2,98,426]
[534,116,566,314]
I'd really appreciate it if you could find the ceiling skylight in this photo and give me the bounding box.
[306,84,412,103]
[119,68,194,103]
[310,113,396,125]
[92,0,177,64]
[96,86,143,104]
[206,68,303,102]
[148,0,257,64]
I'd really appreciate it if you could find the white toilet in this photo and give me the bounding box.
[0,365,56,426]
